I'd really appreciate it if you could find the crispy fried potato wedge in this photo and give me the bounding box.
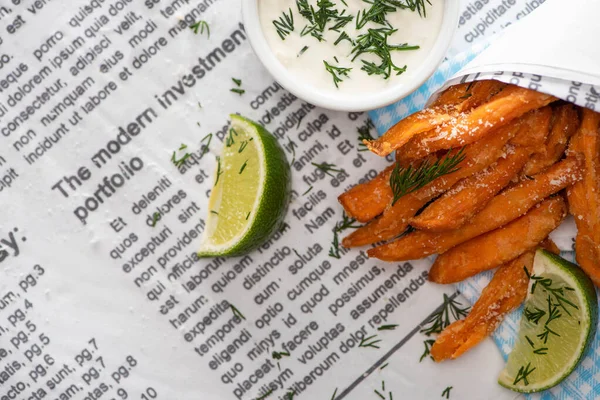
[431,252,533,361]
[429,82,472,107]
[338,165,395,223]
[429,197,567,284]
[411,146,531,232]
[342,119,523,248]
[368,156,583,261]
[523,104,579,175]
[397,86,556,161]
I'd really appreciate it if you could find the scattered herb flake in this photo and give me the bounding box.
[298,45,309,57]
[359,334,381,349]
[441,386,452,399]
[513,362,536,386]
[190,20,210,37]
[419,339,435,362]
[273,8,295,40]
[312,161,344,177]
[232,77,242,86]
[378,324,398,331]
[231,304,245,320]
[239,160,249,174]
[302,186,314,195]
[151,212,160,227]
[231,88,245,95]
[324,60,352,88]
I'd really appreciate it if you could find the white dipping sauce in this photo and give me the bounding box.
[259,0,445,95]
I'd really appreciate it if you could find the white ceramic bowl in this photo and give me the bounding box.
[242,1,459,112]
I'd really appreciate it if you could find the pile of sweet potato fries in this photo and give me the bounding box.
[338,81,600,361]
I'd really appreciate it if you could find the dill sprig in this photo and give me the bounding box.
[232,77,242,86]
[284,390,296,400]
[210,210,218,215]
[172,146,191,168]
[190,20,210,37]
[273,8,295,40]
[374,390,385,399]
[351,28,419,79]
[312,161,344,177]
[358,125,375,151]
[329,10,353,31]
[420,294,470,336]
[298,45,309,57]
[390,149,465,205]
[231,88,245,95]
[533,347,548,355]
[151,212,160,227]
[525,268,579,316]
[441,386,452,399]
[537,325,560,344]
[255,388,273,400]
[334,31,353,46]
[419,339,435,362]
[359,334,381,349]
[200,133,212,157]
[380,362,389,370]
[238,140,249,153]
[513,362,535,386]
[524,306,546,325]
[230,304,245,320]
[246,212,251,220]
[272,351,290,360]
[239,160,248,174]
[377,324,398,331]
[525,335,535,348]
[329,213,360,259]
[214,156,222,187]
[324,61,352,88]
[302,186,314,195]
[330,388,338,400]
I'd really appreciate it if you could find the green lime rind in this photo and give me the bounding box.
[498,249,598,393]
[197,115,291,257]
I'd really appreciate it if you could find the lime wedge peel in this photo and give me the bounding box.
[198,115,291,257]
[498,249,598,393]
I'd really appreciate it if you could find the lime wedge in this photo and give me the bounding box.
[198,115,290,257]
[498,249,598,393]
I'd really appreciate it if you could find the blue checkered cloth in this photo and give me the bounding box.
[368,49,600,400]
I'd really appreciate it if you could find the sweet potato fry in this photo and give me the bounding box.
[579,109,600,233]
[396,86,556,160]
[364,108,455,156]
[428,197,567,284]
[540,237,561,255]
[367,81,509,157]
[338,165,394,223]
[410,107,552,232]
[523,104,579,175]
[508,106,552,148]
[342,119,523,248]
[411,146,531,232]
[455,80,507,112]
[431,252,533,362]
[566,108,600,286]
[368,156,583,261]
[429,82,472,107]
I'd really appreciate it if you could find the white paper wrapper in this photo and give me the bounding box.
[432,0,600,251]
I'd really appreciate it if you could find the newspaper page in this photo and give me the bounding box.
[0,1,545,399]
